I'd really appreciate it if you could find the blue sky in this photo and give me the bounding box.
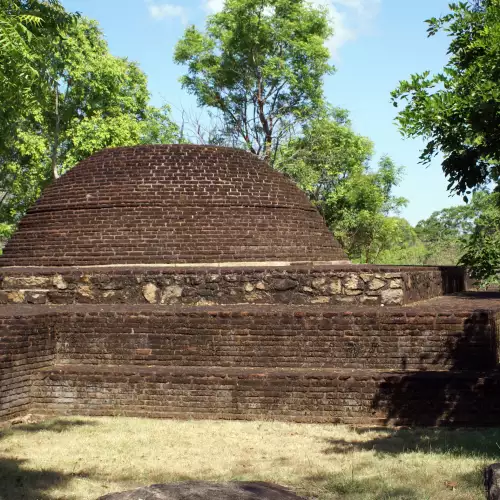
[61,0,462,225]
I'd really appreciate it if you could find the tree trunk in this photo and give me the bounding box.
[51,81,60,180]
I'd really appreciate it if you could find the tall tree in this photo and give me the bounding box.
[0,15,180,237]
[276,106,372,214]
[277,110,407,262]
[0,0,77,125]
[174,0,333,162]
[329,156,408,263]
[391,0,500,197]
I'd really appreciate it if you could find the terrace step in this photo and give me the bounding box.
[1,302,497,371]
[31,364,500,426]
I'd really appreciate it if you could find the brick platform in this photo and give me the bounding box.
[31,365,500,426]
[2,295,500,425]
[0,144,494,426]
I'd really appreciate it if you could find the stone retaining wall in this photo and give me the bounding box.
[0,265,466,307]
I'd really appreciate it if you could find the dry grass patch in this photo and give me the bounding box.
[0,416,496,500]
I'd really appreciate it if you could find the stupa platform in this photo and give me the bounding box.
[2,293,500,425]
[0,145,493,426]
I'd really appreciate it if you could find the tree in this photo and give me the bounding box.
[372,219,426,265]
[0,0,77,125]
[0,15,180,236]
[459,192,500,284]
[174,0,333,162]
[412,190,494,265]
[275,106,373,215]
[277,110,407,262]
[415,203,474,265]
[391,0,500,197]
[329,156,408,263]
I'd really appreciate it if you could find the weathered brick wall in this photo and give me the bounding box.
[31,365,500,426]
[0,145,347,266]
[0,310,56,420]
[51,306,496,371]
[1,301,498,424]
[0,265,466,307]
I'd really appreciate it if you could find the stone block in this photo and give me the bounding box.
[329,279,342,295]
[381,288,404,305]
[142,283,159,304]
[53,275,68,290]
[162,285,183,302]
[311,277,326,290]
[7,290,25,303]
[368,278,386,291]
[389,279,403,289]
[344,274,363,291]
[271,278,297,291]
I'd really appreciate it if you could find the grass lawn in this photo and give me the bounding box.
[0,416,497,500]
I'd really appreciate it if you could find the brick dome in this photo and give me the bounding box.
[0,145,348,266]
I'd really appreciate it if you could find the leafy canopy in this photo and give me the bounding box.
[0,0,77,115]
[0,11,180,237]
[277,109,407,263]
[392,0,500,197]
[174,0,333,161]
[459,191,500,283]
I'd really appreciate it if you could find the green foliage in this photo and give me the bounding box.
[392,0,500,197]
[0,10,181,237]
[276,106,372,212]
[413,190,494,266]
[277,110,407,263]
[174,0,333,161]
[328,156,408,263]
[0,0,77,122]
[459,192,500,284]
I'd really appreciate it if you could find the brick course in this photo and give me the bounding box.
[0,314,55,420]
[31,365,500,426]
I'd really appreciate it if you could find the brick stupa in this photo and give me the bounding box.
[2,144,500,426]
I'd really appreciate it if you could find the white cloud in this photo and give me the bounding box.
[200,0,380,59]
[203,0,225,13]
[147,1,188,24]
[310,0,381,59]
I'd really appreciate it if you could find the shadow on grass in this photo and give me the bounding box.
[0,457,86,500]
[305,472,421,500]
[0,418,96,439]
[322,427,500,459]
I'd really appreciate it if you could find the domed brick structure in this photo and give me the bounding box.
[0,145,347,267]
[3,144,498,428]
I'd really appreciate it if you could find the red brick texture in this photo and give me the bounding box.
[0,145,347,266]
[2,298,500,425]
[0,144,492,426]
[30,365,500,426]
[0,314,55,420]
[48,305,497,371]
